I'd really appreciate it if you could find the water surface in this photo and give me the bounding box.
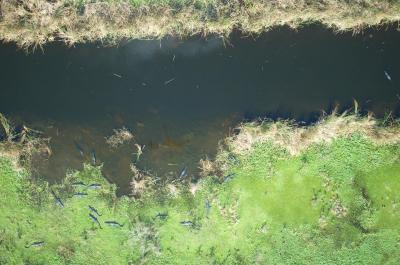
[0,25,399,194]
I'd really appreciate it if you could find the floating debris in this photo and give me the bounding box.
[384,70,392,81]
[164,78,175,85]
[106,127,134,148]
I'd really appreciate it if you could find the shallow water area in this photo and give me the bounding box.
[0,25,399,195]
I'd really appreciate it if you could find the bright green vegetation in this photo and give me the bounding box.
[0,0,399,48]
[1,125,400,264]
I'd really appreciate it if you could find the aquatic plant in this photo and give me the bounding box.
[1,115,400,264]
[0,0,399,48]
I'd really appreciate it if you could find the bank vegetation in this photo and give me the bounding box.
[0,0,399,48]
[1,111,400,263]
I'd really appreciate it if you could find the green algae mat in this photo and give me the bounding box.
[1,117,400,264]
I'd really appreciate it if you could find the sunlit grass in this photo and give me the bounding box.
[1,115,400,263]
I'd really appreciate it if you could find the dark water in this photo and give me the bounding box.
[0,25,399,194]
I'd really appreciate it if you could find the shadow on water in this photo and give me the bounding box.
[0,24,399,195]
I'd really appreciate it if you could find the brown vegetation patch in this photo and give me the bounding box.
[0,0,399,48]
[227,113,400,156]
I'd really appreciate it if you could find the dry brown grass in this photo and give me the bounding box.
[0,0,399,48]
[198,156,218,177]
[0,113,51,170]
[130,163,154,198]
[226,113,400,156]
[105,127,134,148]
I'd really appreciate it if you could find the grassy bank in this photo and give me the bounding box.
[1,114,400,264]
[0,0,399,48]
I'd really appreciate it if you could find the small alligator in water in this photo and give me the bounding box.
[179,166,188,179]
[73,192,88,198]
[180,221,193,227]
[73,140,84,157]
[104,221,124,228]
[155,212,168,220]
[89,213,102,229]
[87,183,101,189]
[50,190,64,208]
[71,181,86,187]
[222,173,236,183]
[205,199,211,218]
[25,241,44,248]
[88,205,102,216]
[91,150,97,166]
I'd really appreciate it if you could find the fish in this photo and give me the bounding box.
[179,166,188,179]
[104,221,124,228]
[71,181,86,187]
[384,70,392,81]
[91,150,97,166]
[73,192,88,197]
[89,213,102,229]
[180,221,193,227]
[205,199,211,217]
[51,190,64,208]
[73,141,84,157]
[87,183,101,189]
[25,241,44,248]
[88,205,102,216]
[223,173,236,183]
[155,212,168,220]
